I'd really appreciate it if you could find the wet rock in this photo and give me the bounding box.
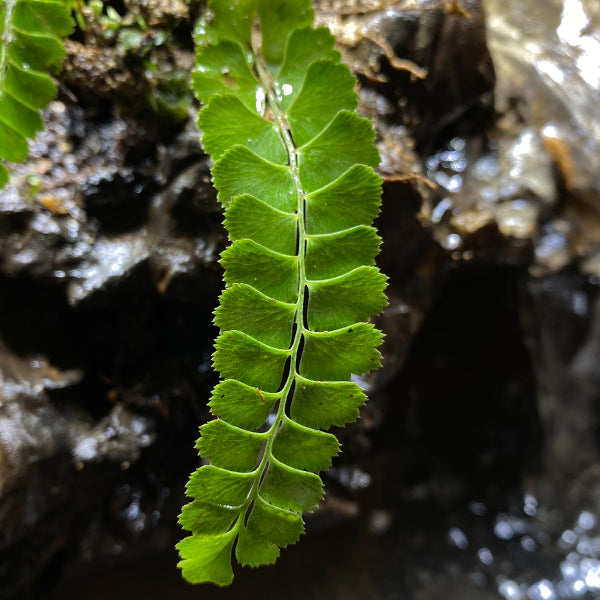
[484,0,600,275]
[0,336,156,548]
[67,232,151,305]
[0,297,211,597]
[317,0,496,147]
[478,0,600,503]
[0,96,221,593]
[419,127,557,265]
[0,342,81,496]
[1,98,221,303]
[62,0,194,124]
[484,0,600,198]
[81,170,157,234]
[62,41,134,100]
[0,342,79,595]
[523,271,600,476]
[70,405,155,466]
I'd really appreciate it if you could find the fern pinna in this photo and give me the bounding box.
[0,0,73,188]
[178,0,387,585]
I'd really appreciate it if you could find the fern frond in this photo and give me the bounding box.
[0,0,74,187]
[179,0,387,585]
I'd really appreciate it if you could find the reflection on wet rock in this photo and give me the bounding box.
[485,0,600,197]
[316,0,495,146]
[71,405,155,467]
[0,341,80,496]
[421,128,556,261]
[523,271,600,476]
[68,234,151,304]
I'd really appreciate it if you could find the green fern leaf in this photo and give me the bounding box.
[179,0,387,585]
[0,0,74,188]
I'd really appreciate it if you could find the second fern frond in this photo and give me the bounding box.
[0,0,73,188]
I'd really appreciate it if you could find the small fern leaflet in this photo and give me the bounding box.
[0,0,73,188]
[178,0,387,585]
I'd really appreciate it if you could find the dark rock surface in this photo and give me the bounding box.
[1,0,600,599]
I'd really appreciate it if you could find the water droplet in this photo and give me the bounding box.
[431,197,453,223]
[578,510,597,530]
[445,233,461,250]
[582,558,600,589]
[527,579,556,600]
[368,510,392,534]
[468,501,487,516]
[74,437,99,461]
[448,527,468,550]
[255,88,266,114]
[521,536,537,552]
[349,469,371,490]
[498,579,523,600]
[494,516,514,540]
[473,155,500,180]
[449,137,466,151]
[478,547,494,565]
[524,494,538,516]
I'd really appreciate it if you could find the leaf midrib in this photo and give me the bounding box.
[228,35,310,525]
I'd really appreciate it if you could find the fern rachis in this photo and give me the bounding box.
[178,0,387,585]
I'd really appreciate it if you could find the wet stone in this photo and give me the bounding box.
[316,0,496,147]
